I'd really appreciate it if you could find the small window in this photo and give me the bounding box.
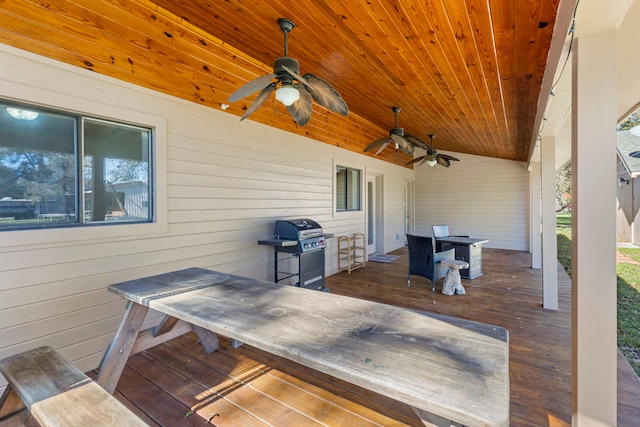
[0,101,153,231]
[336,165,361,211]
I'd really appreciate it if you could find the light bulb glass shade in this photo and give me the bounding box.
[275,86,300,106]
[6,107,39,121]
[426,158,437,167]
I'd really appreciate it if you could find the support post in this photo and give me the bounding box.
[571,30,617,426]
[530,161,542,269]
[541,136,558,309]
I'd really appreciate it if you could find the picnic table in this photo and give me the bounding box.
[97,267,509,426]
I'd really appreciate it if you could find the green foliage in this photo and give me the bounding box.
[557,234,572,277]
[556,214,571,229]
[556,214,640,376]
[618,111,640,130]
[617,259,640,376]
[556,163,572,213]
[556,214,572,276]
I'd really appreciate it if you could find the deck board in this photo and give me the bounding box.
[2,248,638,427]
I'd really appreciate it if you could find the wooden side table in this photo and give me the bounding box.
[440,259,469,295]
[338,233,365,273]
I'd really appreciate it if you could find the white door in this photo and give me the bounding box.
[404,179,414,243]
[367,176,377,255]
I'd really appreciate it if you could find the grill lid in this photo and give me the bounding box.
[275,219,322,240]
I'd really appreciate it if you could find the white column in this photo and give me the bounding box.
[541,137,558,309]
[571,31,617,426]
[530,161,542,269]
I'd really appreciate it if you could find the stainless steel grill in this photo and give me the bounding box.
[258,218,328,292]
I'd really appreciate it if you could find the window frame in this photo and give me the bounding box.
[0,95,167,248]
[334,160,363,214]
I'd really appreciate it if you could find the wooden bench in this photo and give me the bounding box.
[97,267,510,426]
[0,346,146,426]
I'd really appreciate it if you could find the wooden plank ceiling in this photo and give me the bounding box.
[0,0,561,167]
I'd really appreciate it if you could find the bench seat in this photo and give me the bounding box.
[0,346,146,427]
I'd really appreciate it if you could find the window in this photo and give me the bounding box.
[0,100,153,231]
[336,165,361,211]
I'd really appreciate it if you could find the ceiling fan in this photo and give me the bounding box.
[227,18,349,126]
[406,134,460,168]
[363,107,430,156]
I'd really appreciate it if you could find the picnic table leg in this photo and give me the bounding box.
[192,325,219,354]
[413,407,464,427]
[0,385,25,419]
[97,301,149,394]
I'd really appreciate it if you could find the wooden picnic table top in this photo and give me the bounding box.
[107,267,509,426]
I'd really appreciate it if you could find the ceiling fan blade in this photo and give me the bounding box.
[364,136,391,152]
[281,64,310,88]
[229,74,276,103]
[405,135,431,151]
[436,156,451,167]
[390,134,414,155]
[240,82,276,121]
[302,74,349,116]
[375,140,392,156]
[286,83,313,126]
[406,156,425,166]
[439,154,460,162]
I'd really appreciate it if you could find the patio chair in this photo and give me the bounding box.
[432,224,469,251]
[406,234,455,291]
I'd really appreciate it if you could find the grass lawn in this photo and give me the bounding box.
[556,213,640,376]
[617,249,640,376]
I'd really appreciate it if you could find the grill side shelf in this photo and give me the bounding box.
[258,239,298,247]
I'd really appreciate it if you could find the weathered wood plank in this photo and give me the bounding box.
[67,248,639,426]
[0,0,563,163]
[97,301,149,394]
[0,347,89,410]
[30,382,146,427]
[131,319,194,355]
[105,267,509,426]
[0,386,24,419]
[0,346,146,426]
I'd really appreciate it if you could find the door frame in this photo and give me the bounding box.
[404,178,415,244]
[366,172,384,256]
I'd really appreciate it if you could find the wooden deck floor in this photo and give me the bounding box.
[2,248,639,426]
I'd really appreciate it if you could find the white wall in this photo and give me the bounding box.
[413,152,530,251]
[0,45,413,386]
[0,43,534,394]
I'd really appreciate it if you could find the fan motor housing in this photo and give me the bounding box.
[390,127,404,136]
[274,56,300,83]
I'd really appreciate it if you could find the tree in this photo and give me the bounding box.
[617,112,640,131]
[556,162,571,213]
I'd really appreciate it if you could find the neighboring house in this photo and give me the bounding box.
[617,130,640,245]
[105,181,150,220]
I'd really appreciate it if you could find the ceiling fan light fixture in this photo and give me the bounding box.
[425,158,437,167]
[275,85,300,106]
[7,107,39,121]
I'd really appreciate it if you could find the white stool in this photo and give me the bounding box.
[440,259,469,295]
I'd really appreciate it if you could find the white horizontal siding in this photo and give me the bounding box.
[414,152,530,251]
[0,44,532,392]
[0,45,413,386]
